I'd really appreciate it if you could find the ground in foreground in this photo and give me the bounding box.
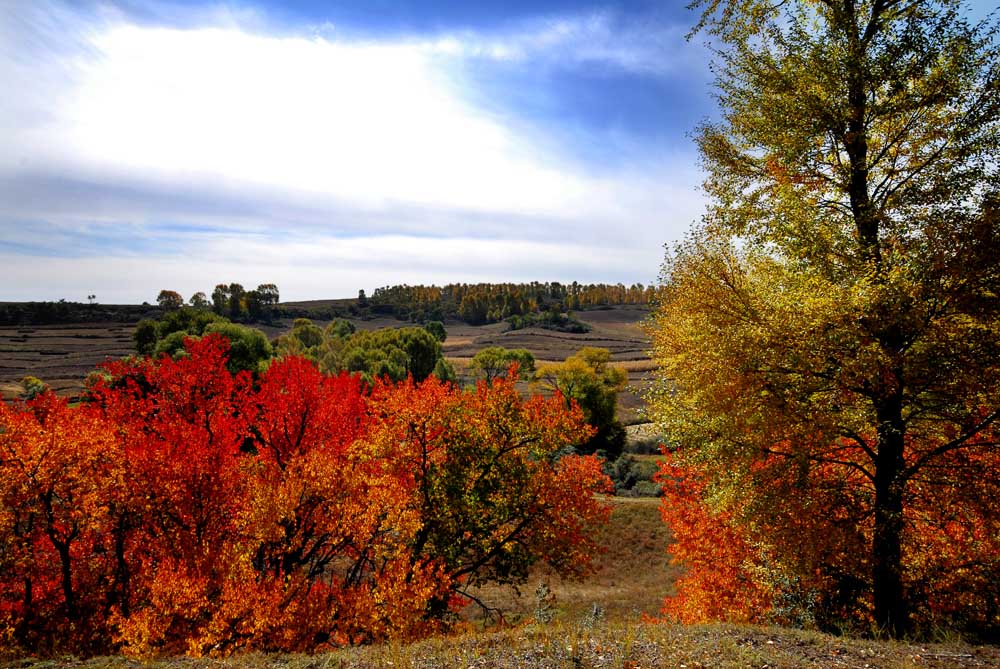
[6,623,998,668]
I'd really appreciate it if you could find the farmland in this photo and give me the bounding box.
[0,305,655,423]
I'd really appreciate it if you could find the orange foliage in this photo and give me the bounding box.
[657,430,1000,635]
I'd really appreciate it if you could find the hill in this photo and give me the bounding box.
[0,305,655,423]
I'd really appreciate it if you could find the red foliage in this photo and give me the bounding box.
[1,342,612,656]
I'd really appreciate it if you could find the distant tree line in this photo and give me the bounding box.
[368,282,655,324]
[0,300,157,326]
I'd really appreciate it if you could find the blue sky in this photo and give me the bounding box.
[0,1,990,303]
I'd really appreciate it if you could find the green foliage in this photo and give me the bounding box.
[188,291,209,309]
[507,310,590,333]
[606,455,662,497]
[133,319,158,356]
[326,318,356,338]
[154,330,191,359]
[156,290,184,311]
[19,376,48,401]
[134,308,270,374]
[469,347,536,384]
[369,282,653,324]
[275,320,452,386]
[329,327,442,384]
[424,320,447,342]
[202,322,273,374]
[536,347,627,458]
[433,357,458,384]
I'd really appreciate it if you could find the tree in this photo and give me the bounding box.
[365,373,612,616]
[650,0,1000,637]
[535,347,627,457]
[211,284,230,315]
[424,320,447,343]
[189,292,209,309]
[156,290,183,311]
[469,347,535,384]
[227,283,247,320]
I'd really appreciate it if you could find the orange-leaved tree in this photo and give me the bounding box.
[0,392,122,654]
[365,372,613,619]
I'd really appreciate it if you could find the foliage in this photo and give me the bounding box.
[650,0,1000,638]
[0,339,611,656]
[276,319,453,386]
[423,320,447,342]
[606,455,662,497]
[201,322,273,374]
[188,292,209,309]
[536,348,628,458]
[155,291,184,311]
[469,347,536,384]
[18,377,49,401]
[0,301,156,326]
[368,282,654,324]
[506,310,591,334]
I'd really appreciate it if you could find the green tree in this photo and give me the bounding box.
[211,284,229,315]
[424,320,447,343]
[20,376,49,401]
[156,290,183,311]
[650,0,1000,636]
[189,292,210,309]
[228,283,247,320]
[203,322,273,374]
[536,347,627,457]
[133,319,158,356]
[469,347,536,384]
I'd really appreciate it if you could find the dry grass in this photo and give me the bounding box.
[459,497,673,625]
[9,622,998,668]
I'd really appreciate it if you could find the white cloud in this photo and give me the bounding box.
[419,10,705,76]
[0,1,706,301]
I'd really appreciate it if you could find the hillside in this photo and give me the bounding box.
[0,305,655,423]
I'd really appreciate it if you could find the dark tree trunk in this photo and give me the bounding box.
[873,391,908,637]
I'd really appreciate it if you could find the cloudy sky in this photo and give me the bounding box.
[1,1,988,304]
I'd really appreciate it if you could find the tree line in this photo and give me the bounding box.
[368,281,655,324]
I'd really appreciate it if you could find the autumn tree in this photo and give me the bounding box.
[366,373,612,617]
[650,0,1000,637]
[536,347,627,457]
[156,290,183,311]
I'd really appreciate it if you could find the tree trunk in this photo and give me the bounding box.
[873,393,908,636]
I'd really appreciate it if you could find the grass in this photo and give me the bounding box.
[8,622,998,668]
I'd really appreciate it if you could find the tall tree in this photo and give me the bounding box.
[650,0,1000,636]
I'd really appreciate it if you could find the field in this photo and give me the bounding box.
[0,305,656,423]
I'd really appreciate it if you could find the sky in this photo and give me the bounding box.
[1,1,989,303]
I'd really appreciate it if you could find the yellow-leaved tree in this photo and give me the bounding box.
[650,0,1000,638]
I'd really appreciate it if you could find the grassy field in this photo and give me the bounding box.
[9,623,999,668]
[0,305,656,423]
